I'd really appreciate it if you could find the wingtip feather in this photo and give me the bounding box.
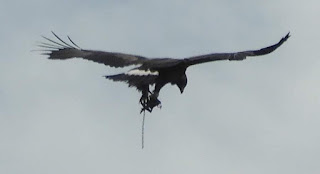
[283,32,291,41]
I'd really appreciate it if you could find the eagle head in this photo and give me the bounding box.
[177,75,187,94]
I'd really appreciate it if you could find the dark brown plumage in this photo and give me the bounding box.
[39,32,290,113]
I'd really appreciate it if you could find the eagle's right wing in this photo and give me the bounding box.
[39,32,148,68]
[185,32,290,66]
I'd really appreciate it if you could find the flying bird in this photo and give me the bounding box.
[39,32,290,113]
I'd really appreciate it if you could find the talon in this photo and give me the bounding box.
[139,92,162,113]
[140,104,153,114]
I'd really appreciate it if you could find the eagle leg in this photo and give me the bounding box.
[139,94,148,106]
[140,94,162,113]
[139,87,152,113]
[139,85,152,106]
[139,85,162,113]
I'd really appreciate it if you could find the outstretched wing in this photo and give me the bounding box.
[185,32,290,66]
[38,32,148,68]
[105,68,159,91]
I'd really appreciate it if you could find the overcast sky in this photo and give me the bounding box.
[1,0,320,174]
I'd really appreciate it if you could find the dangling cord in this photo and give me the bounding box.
[142,110,146,149]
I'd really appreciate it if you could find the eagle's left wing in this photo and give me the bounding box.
[38,32,148,68]
[185,32,290,66]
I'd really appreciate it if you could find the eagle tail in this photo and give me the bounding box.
[105,74,128,82]
[105,73,157,91]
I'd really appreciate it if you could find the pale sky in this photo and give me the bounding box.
[1,0,320,174]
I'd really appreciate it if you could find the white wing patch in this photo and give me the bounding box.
[126,69,159,76]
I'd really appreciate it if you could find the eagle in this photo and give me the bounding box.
[39,32,290,113]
